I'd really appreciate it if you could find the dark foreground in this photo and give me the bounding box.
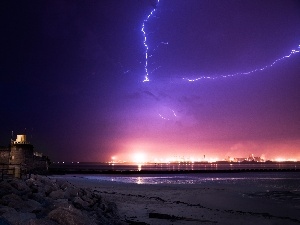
[0,175,123,225]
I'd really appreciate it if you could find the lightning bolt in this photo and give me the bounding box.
[140,1,299,122]
[141,1,299,83]
[141,0,160,82]
[184,45,300,82]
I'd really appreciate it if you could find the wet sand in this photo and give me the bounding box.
[53,175,300,225]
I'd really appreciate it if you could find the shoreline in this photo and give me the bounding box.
[54,174,300,225]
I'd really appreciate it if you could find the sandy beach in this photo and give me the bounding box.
[54,174,300,225]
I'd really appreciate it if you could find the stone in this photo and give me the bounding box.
[29,193,46,204]
[0,193,23,207]
[0,177,122,225]
[0,217,11,225]
[0,206,17,215]
[21,199,43,213]
[9,180,31,193]
[81,194,95,206]
[72,197,90,210]
[65,187,80,199]
[52,199,70,209]
[48,190,65,200]
[25,218,59,225]
[59,182,71,191]
[47,206,97,225]
[0,181,17,197]
[2,211,36,225]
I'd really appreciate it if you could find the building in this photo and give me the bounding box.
[10,135,34,166]
[0,134,50,178]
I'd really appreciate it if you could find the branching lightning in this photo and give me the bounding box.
[141,1,299,83]
[140,1,300,122]
[183,45,300,82]
[141,0,160,82]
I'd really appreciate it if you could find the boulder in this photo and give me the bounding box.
[25,218,59,225]
[59,181,72,191]
[0,193,23,206]
[48,190,65,200]
[0,181,17,197]
[0,177,123,225]
[9,180,31,193]
[72,197,90,210]
[0,205,17,215]
[47,206,97,225]
[65,187,80,199]
[52,199,70,209]
[2,211,36,225]
[0,217,11,225]
[29,193,46,204]
[20,199,43,213]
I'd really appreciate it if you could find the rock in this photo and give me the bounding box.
[43,184,58,197]
[65,187,80,199]
[0,194,23,207]
[0,181,17,197]
[59,182,71,191]
[21,199,43,213]
[0,206,17,215]
[29,193,46,204]
[81,194,95,206]
[0,217,11,225]
[9,180,31,193]
[2,211,36,225]
[25,218,59,225]
[0,177,123,225]
[72,197,90,210]
[47,206,97,225]
[52,199,70,209]
[48,190,65,200]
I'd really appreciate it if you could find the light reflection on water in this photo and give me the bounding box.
[84,172,300,189]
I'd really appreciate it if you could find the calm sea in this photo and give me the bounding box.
[79,172,300,187]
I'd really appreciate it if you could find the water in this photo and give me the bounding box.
[80,172,300,188]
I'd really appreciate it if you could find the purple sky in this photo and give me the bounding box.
[1,0,300,162]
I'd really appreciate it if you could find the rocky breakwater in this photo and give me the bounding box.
[0,175,124,225]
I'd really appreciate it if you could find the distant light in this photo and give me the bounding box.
[275,158,285,162]
[133,153,146,164]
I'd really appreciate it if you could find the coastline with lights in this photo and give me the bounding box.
[49,158,300,175]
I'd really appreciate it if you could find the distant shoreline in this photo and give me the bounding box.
[49,161,300,175]
[49,168,300,175]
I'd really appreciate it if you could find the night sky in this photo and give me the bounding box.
[1,0,300,162]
